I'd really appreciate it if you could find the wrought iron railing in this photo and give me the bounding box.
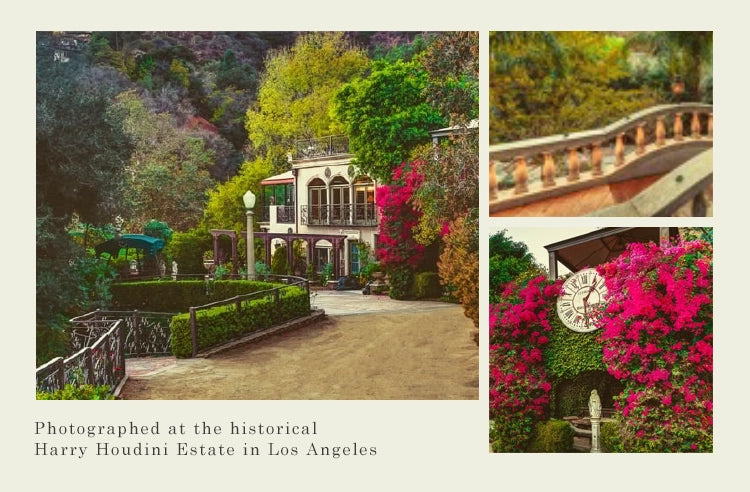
[275,205,295,224]
[300,204,377,226]
[70,310,175,356]
[293,134,349,160]
[36,319,125,393]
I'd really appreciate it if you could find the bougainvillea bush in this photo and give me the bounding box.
[596,238,713,452]
[489,275,561,452]
[375,161,425,299]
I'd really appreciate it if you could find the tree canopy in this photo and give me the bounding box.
[332,58,445,182]
[488,230,544,302]
[245,32,370,173]
[489,31,657,144]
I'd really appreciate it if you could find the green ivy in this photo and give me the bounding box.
[544,315,606,379]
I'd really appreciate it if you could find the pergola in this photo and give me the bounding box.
[209,229,348,278]
[544,227,679,279]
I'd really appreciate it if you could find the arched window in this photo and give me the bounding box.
[330,176,350,225]
[308,178,327,224]
[353,176,376,225]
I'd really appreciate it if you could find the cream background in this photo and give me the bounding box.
[9,3,746,489]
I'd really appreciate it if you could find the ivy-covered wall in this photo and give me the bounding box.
[543,314,621,418]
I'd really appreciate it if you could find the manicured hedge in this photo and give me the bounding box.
[170,285,310,358]
[111,280,279,313]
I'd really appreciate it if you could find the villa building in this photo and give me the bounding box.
[258,134,378,279]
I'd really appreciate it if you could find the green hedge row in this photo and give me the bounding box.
[170,286,310,358]
[111,280,280,313]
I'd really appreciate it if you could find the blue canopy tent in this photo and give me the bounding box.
[95,234,165,277]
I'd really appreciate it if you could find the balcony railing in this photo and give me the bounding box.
[489,103,713,213]
[276,205,295,224]
[301,204,377,227]
[294,135,350,160]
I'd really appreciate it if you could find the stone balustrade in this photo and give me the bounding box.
[489,103,713,212]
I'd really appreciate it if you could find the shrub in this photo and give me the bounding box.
[170,285,309,357]
[600,421,623,453]
[271,244,290,275]
[166,228,212,274]
[387,267,413,300]
[411,271,442,299]
[36,384,114,400]
[527,420,574,452]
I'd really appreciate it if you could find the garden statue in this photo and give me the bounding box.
[172,260,178,280]
[589,389,602,453]
[588,389,602,418]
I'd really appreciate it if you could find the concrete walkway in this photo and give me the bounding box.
[121,291,477,399]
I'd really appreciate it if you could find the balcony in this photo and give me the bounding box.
[276,205,295,224]
[301,204,377,227]
[293,135,350,161]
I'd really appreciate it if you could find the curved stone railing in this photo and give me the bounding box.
[489,103,713,213]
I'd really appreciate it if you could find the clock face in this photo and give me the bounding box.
[556,268,608,333]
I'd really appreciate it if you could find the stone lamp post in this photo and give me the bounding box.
[243,190,256,280]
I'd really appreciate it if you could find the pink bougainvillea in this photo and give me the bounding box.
[595,238,713,452]
[374,161,425,269]
[489,275,561,452]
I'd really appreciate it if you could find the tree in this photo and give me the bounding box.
[489,31,656,144]
[488,230,544,302]
[631,31,713,102]
[245,32,369,173]
[202,157,274,233]
[37,36,132,225]
[333,58,445,182]
[111,90,216,231]
[420,31,479,125]
[36,33,132,363]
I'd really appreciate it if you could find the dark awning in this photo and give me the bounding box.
[95,234,165,258]
[544,227,679,274]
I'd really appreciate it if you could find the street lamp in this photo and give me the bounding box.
[243,190,256,280]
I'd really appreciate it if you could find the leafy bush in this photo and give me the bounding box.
[319,262,334,286]
[271,244,290,275]
[438,215,479,326]
[527,420,574,452]
[387,267,413,300]
[170,285,309,357]
[411,271,442,299]
[600,421,623,453]
[37,384,114,400]
[166,228,212,274]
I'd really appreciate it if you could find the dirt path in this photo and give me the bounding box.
[118,303,478,400]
